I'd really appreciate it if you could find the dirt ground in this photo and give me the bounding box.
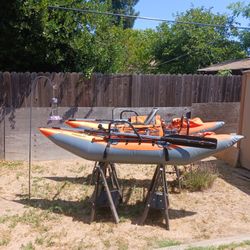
[0,157,250,250]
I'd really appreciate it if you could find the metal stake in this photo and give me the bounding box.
[28,75,55,199]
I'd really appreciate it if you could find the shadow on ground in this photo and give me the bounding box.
[45,160,250,197]
[45,175,181,205]
[208,159,250,195]
[14,198,196,228]
[45,175,180,191]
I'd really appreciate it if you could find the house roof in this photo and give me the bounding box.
[198,58,250,72]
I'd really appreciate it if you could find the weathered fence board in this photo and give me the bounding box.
[0,72,242,108]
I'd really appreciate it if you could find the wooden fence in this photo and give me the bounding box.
[0,72,242,107]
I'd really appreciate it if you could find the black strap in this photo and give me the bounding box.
[164,147,169,161]
[103,141,111,160]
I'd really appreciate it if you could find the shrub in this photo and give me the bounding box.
[181,162,218,191]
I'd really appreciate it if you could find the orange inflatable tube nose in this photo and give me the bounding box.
[65,120,80,128]
[65,120,73,127]
[39,128,56,137]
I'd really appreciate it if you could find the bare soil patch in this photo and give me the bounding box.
[0,158,250,249]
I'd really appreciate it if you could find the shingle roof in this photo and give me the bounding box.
[198,58,250,72]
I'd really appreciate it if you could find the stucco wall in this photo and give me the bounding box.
[0,103,240,161]
[239,72,250,170]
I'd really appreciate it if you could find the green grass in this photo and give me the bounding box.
[68,163,88,174]
[73,239,95,249]
[0,232,11,246]
[21,241,35,250]
[155,239,181,248]
[0,160,22,169]
[35,234,54,247]
[35,236,44,246]
[186,240,250,250]
[116,238,129,250]
[187,247,218,250]
[146,238,181,249]
[103,239,112,248]
[32,164,45,174]
[0,209,56,231]
[15,171,23,180]
[0,238,10,246]
[181,165,218,192]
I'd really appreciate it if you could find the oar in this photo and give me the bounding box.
[67,118,114,122]
[107,133,217,149]
[54,126,217,149]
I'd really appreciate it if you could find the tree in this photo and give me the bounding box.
[0,0,50,71]
[228,2,250,54]
[101,0,140,29]
[1,2,247,75]
[228,2,250,19]
[152,7,246,74]
[0,0,127,74]
[107,28,157,73]
[42,0,115,74]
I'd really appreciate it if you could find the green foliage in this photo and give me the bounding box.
[0,0,46,71]
[228,2,250,18]
[0,2,248,74]
[155,239,181,248]
[35,0,116,74]
[153,7,246,74]
[0,0,125,74]
[101,0,140,29]
[182,165,218,192]
[111,28,158,73]
[217,69,232,76]
[228,2,250,54]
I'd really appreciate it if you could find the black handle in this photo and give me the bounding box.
[119,110,139,119]
[107,120,142,141]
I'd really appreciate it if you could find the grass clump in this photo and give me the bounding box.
[182,163,218,192]
[217,240,250,250]
[155,239,181,248]
[116,238,128,250]
[21,241,35,250]
[0,160,22,169]
[187,247,217,250]
[0,231,11,246]
[146,237,181,249]
[0,209,56,231]
[187,240,250,250]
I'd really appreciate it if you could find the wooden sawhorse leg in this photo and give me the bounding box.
[174,165,181,191]
[90,162,121,224]
[166,165,182,192]
[139,164,170,230]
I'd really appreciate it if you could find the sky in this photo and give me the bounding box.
[133,0,249,30]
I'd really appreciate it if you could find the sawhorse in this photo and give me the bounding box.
[139,164,170,230]
[90,162,122,224]
[166,165,181,191]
